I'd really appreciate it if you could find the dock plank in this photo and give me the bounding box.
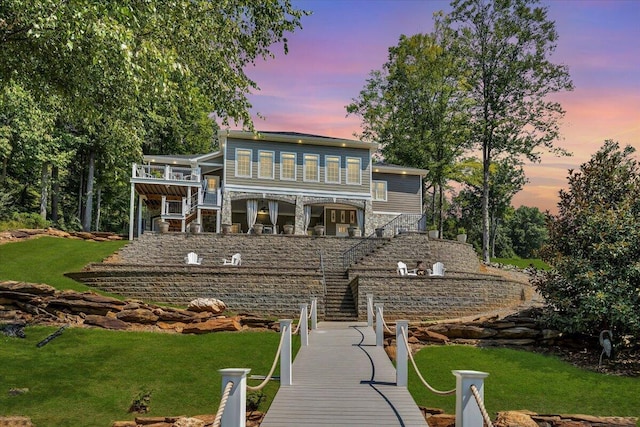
[260,322,428,427]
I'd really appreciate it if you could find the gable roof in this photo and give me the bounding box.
[220,129,378,151]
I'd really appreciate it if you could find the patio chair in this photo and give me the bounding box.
[222,253,242,266]
[430,262,445,276]
[397,261,418,276]
[185,252,202,265]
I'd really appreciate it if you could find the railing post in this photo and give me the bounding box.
[310,297,317,330]
[452,370,489,427]
[218,368,250,427]
[280,319,292,386]
[367,294,374,327]
[396,320,408,387]
[375,303,384,347]
[299,304,309,347]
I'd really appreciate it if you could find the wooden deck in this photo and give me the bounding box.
[260,321,428,427]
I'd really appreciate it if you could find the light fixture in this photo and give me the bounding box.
[259,203,268,214]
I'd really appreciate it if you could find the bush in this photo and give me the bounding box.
[0,211,50,231]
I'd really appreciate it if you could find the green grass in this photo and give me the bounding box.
[491,257,551,270]
[409,345,640,420]
[0,236,127,292]
[0,326,298,426]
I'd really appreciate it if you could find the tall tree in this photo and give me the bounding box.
[505,205,548,258]
[445,0,573,262]
[346,24,470,231]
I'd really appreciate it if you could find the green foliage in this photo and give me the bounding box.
[410,345,640,417]
[536,141,640,340]
[492,257,551,270]
[0,212,50,231]
[505,205,548,258]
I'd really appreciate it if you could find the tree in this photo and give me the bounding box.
[505,205,548,258]
[346,24,471,231]
[445,0,573,263]
[536,141,640,340]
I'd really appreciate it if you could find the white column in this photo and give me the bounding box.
[218,368,250,427]
[367,294,374,327]
[310,297,318,330]
[128,182,136,240]
[280,319,292,386]
[452,370,490,427]
[396,320,409,387]
[375,303,384,347]
[137,194,143,237]
[299,304,309,347]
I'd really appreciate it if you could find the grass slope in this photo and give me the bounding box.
[409,345,640,419]
[0,236,127,292]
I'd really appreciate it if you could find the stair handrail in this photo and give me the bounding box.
[341,213,427,269]
[319,249,326,305]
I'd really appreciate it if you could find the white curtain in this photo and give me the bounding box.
[246,199,258,231]
[268,201,279,226]
[357,209,364,232]
[304,205,311,232]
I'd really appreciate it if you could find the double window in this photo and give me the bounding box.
[258,150,274,179]
[325,156,341,184]
[304,154,319,182]
[235,148,252,178]
[346,157,361,185]
[372,180,387,201]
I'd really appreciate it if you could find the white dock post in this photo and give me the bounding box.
[396,320,408,387]
[367,294,374,327]
[310,297,317,330]
[375,303,384,347]
[280,319,292,386]
[452,370,490,427]
[299,304,309,347]
[218,368,250,427]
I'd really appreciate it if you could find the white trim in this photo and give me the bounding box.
[325,155,341,184]
[224,184,371,200]
[303,153,320,183]
[280,152,297,181]
[372,210,404,215]
[372,180,387,201]
[258,150,275,180]
[235,148,252,178]
[346,157,362,185]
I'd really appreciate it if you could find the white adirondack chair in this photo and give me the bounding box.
[397,261,417,276]
[185,252,202,265]
[430,262,445,276]
[222,253,242,266]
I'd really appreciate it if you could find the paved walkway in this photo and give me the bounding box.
[260,321,428,427]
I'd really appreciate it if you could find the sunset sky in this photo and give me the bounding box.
[239,0,640,213]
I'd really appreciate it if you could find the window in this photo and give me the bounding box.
[235,149,252,178]
[280,152,296,181]
[304,154,319,182]
[258,150,274,179]
[325,156,341,183]
[346,157,361,185]
[372,180,387,201]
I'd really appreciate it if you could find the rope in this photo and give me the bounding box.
[399,326,456,396]
[308,300,315,319]
[212,380,234,427]
[381,315,393,333]
[292,308,305,335]
[247,325,287,392]
[470,384,494,427]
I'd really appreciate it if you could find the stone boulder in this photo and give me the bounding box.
[0,281,56,296]
[494,411,538,427]
[187,298,226,314]
[411,327,449,343]
[428,324,498,339]
[181,317,241,334]
[116,308,159,324]
[84,315,130,330]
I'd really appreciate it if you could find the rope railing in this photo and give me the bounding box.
[212,380,234,427]
[398,325,456,396]
[247,324,288,392]
[292,304,306,335]
[470,384,494,427]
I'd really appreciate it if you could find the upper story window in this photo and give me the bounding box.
[346,157,361,185]
[258,150,274,179]
[304,154,319,182]
[235,148,252,178]
[280,152,296,181]
[325,155,341,184]
[372,180,387,201]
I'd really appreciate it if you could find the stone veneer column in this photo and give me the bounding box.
[294,194,305,235]
[364,199,374,236]
[221,189,233,226]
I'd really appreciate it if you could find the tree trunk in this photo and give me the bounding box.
[94,186,101,231]
[438,183,444,235]
[482,145,491,263]
[51,165,59,224]
[82,149,95,232]
[39,162,49,220]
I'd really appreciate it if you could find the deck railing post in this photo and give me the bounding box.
[299,304,309,347]
[375,303,384,347]
[367,294,374,327]
[218,368,250,427]
[280,319,292,386]
[452,370,489,427]
[396,320,408,387]
[310,297,317,330]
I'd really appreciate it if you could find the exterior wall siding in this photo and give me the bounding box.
[225,138,371,196]
[372,172,422,214]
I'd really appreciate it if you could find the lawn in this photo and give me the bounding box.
[409,345,640,420]
[492,257,551,270]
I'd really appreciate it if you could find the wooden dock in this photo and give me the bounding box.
[260,321,428,426]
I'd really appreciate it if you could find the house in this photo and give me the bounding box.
[128,130,427,239]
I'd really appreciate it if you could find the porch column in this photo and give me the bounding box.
[363,199,374,237]
[128,182,136,240]
[220,189,232,227]
[137,194,143,237]
[294,194,305,235]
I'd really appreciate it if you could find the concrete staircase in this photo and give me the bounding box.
[322,269,358,321]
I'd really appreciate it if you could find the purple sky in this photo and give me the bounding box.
[239,0,640,213]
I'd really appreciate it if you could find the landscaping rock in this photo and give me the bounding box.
[494,411,539,427]
[411,328,449,343]
[84,315,130,330]
[494,326,540,339]
[425,413,455,427]
[172,417,205,427]
[117,308,159,324]
[0,416,33,426]
[0,281,56,296]
[181,317,241,334]
[428,324,498,339]
[187,298,226,314]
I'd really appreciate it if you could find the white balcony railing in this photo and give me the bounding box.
[133,163,201,182]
